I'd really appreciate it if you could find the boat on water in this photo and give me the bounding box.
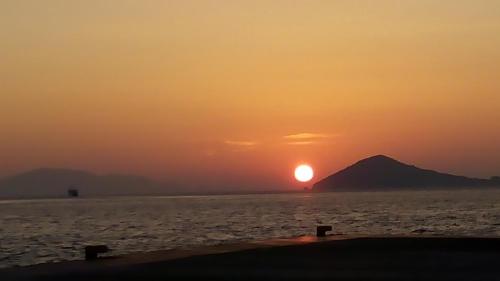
[67,188,79,198]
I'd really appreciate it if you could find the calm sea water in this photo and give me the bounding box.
[1,189,500,268]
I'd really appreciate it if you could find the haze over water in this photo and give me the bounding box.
[2,1,500,191]
[1,189,499,268]
[1,2,500,278]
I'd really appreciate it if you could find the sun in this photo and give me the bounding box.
[294,164,314,182]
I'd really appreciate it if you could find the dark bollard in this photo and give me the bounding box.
[85,245,110,260]
[316,225,332,237]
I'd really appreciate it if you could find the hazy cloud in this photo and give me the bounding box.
[284,132,338,145]
[286,141,317,146]
[224,140,258,146]
[203,149,217,157]
[284,133,336,139]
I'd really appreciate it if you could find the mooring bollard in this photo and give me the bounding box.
[316,225,332,237]
[85,245,110,260]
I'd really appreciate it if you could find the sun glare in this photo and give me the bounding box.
[294,164,314,182]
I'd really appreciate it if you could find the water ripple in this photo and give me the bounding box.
[0,189,499,268]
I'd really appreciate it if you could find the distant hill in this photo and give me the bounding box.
[0,168,171,198]
[313,155,500,192]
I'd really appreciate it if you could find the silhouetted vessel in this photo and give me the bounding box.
[67,188,79,198]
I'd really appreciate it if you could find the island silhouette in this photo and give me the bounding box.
[313,155,500,191]
[0,168,165,198]
[1,155,499,198]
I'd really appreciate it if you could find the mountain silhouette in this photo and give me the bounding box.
[0,168,170,198]
[313,155,500,191]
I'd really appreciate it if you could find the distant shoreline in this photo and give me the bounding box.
[1,186,500,201]
[0,186,498,201]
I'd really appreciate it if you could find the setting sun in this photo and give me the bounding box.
[294,165,314,183]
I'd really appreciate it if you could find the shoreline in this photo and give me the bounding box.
[2,187,500,201]
[2,235,500,280]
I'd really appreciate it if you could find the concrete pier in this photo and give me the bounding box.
[2,236,500,280]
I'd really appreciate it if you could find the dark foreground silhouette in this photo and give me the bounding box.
[314,155,500,191]
[3,237,500,281]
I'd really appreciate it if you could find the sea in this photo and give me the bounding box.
[1,189,500,268]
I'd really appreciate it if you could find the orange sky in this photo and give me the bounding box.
[1,1,500,191]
